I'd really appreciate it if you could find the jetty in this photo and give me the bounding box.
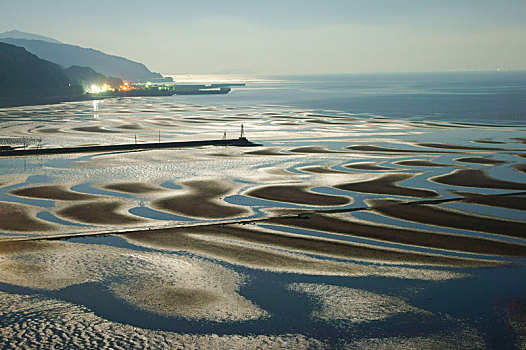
[0,137,260,157]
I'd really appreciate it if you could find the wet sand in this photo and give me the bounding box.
[268,212,526,258]
[394,159,455,167]
[57,201,145,225]
[344,162,397,171]
[288,283,425,323]
[9,185,97,201]
[153,180,249,219]
[0,203,55,232]
[512,164,526,174]
[123,223,481,268]
[431,169,526,190]
[72,126,122,133]
[243,147,286,156]
[0,292,323,349]
[299,166,350,174]
[368,198,526,238]
[288,146,342,154]
[336,173,439,198]
[0,241,267,322]
[454,157,509,165]
[245,185,351,206]
[452,191,526,211]
[416,142,506,151]
[346,145,453,154]
[102,182,166,194]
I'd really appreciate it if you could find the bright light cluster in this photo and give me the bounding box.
[119,81,131,91]
[89,83,111,94]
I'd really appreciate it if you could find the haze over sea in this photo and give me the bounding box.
[0,71,525,349]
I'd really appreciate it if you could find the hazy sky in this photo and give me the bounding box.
[2,0,526,75]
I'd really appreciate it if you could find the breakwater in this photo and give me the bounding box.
[0,137,260,157]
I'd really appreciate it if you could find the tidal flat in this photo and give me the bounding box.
[0,77,526,349]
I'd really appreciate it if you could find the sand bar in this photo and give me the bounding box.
[344,162,397,171]
[431,169,526,190]
[454,157,509,165]
[153,180,249,219]
[394,159,455,167]
[269,212,526,258]
[57,201,145,225]
[0,203,55,232]
[368,198,526,239]
[9,185,97,201]
[452,191,526,211]
[123,224,481,267]
[336,173,439,198]
[245,185,351,206]
[102,182,166,194]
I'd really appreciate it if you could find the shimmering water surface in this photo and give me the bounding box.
[0,72,525,349]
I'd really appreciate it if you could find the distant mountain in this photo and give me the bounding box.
[64,66,123,91]
[0,30,62,44]
[0,42,83,107]
[0,37,163,82]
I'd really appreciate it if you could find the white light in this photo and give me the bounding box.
[89,84,101,93]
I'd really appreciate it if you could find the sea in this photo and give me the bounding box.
[0,71,525,349]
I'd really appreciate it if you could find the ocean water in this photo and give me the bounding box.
[0,71,525,349]
[170,71,526,123]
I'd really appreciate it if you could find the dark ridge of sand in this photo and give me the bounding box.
[431,169,526,190]
[451,191,526,211]
[72,126,122,133]
[305,119,349,125]
[245,185,352,206]
[102,182,166,194]
[206,152,238,158]
[124,228,371,274]
[123,224,485,268]
[57,201,145,225]
[368,198,526,239]
[336,173,439,198]
[243,148,287,156]
[344,162,398,171]
[512,164,526,174]
[116,124,143,130]
[513,138,526,144]
[153,180,248,219]
[416,142,507,151]
[454,157,509,165]
[346,145,454,154]
[516,154,526,159]
[288,146,342,154]
[299,166,350,174]
[394,159,455,167]
[36,128,64,134]
[9,185,97,201]
[474,140,507,145]
[0,203,55,232]
[268,213,526,258]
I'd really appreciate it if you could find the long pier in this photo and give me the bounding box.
[0,137,260,157]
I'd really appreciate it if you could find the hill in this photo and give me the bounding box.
[0,42,83,107]
[0,37,163,82]
[64,66,123,91]
[0,30,62,44]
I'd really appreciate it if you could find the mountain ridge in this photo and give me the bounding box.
[0,36,163,82]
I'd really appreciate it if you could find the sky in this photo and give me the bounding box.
[2,0,526,75]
